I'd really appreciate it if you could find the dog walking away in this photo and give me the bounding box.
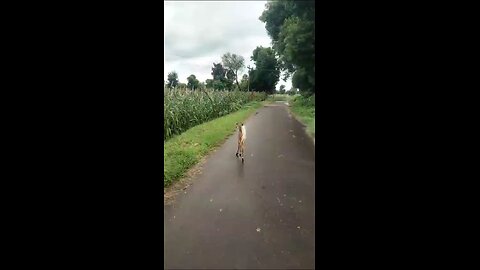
[235,122,246,163]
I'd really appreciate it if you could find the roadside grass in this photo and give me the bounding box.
[164,101,265,187]
[290,94,315,139]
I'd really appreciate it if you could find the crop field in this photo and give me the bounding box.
[164,88,267,140]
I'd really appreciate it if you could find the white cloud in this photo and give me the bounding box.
[164,0,292,90]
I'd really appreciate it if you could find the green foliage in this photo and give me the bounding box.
[249,46,280,94]
[167,71,179,88]
[205,79,214,89]
[211,63,227,81]
[222,52,245,90]
[259,0,315,94]
[210,62,234,90]
[290,94,315,138]
[187,74,200,90]
[164,88,267,140]
[239,74,249,91]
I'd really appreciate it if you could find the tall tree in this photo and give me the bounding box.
[211,63,227,81]
[259,0,315,94]
[240,74,249,91]
[221,52,245,90]
[248,46,280,94]
[211,63,226,90]
[167,71,179,88]
[187,74,200,90]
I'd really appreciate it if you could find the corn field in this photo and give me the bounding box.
[164,88,267,140]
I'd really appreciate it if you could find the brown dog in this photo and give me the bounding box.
[235,123,246,162]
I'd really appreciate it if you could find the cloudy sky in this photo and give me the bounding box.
[164,0,292,91]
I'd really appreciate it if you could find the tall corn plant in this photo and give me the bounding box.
[164,88,266,141]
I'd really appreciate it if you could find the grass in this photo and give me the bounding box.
[164,100,265,187]
[290,94,315,139]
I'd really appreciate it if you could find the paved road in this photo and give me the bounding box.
[164,103,315,269]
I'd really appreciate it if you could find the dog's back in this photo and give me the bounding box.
[241,124,246,141]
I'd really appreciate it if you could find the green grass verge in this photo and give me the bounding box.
[164,101,265,187]
[290,95,315,139]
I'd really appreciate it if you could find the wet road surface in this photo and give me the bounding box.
[164,103,315,269]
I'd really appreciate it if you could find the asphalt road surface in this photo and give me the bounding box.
[164,102,315,269]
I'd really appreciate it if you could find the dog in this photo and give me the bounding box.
[235,123,246,163]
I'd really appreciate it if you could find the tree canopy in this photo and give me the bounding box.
[259,0,315,94]
[221,52,245,90]
[167,71,179,88]
[187,74,200,90]
[248,46,280,94]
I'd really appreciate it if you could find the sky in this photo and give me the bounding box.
[164,0,292,91]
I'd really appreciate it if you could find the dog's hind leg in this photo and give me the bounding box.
[240,141,245,162]
[236,141,240,157]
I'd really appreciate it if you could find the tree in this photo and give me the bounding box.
[178,82,187,89]
[187,74,200,90]
[225,69,235,90]
[211,63,226,90]
[239,74,249,91]
[211,63,227,81]
[279,84,286,94]
[167,71,179,88]
[259,0,315,94]
[248,46,280,94]
[221,52,245,90]
[210,62,234,90]
[205,79,214,89]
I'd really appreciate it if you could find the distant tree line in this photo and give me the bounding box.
[166,48,280,94]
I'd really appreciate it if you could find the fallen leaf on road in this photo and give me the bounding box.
[256,228,261,232]
[210,198,213,202]
[219,208,223,212]
[297,226,301,229]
